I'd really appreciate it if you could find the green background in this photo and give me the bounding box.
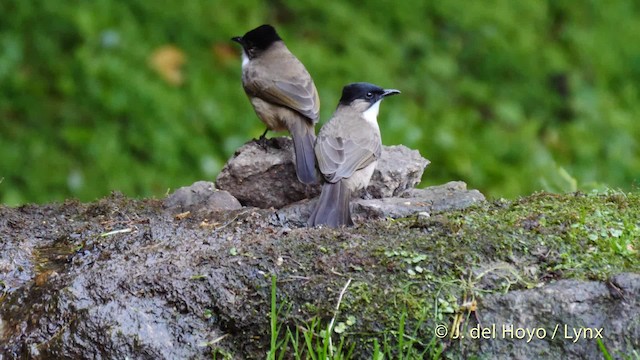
[1,0,639,206]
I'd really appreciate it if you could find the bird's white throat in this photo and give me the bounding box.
[241,51,250,67]
[362,100,381,126]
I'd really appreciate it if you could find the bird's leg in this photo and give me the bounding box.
[256,128,269,151]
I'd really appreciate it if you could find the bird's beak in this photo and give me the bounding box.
[382,89,401,98]
[231,36,243,45]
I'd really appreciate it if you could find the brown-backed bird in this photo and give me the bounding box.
[232,24,320,184]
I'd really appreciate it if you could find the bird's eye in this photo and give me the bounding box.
[365,92,373,99]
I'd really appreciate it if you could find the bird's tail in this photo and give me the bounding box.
[289,119,318,184]
[307,181,353,227]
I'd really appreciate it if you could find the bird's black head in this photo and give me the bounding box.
[338,82,400,106]
[231,24,282,58]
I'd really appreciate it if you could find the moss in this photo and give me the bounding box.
[274,190,640,357]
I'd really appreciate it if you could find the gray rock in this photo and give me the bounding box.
[474,273,640,359]
[363,145,430,199]
[164,181,241,212]
[277,181,485,227]
[353,181,485,221]
[215,138,320,209]
[273,199,314,228]
[216,137,431,209]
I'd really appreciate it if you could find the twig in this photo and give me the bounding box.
[198,333,229,347]
[328,277,352,356]
[212,209,251,233]
[330,268,346,276]
[100,228,133,237]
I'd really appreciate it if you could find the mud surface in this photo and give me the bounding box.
[1,195,282,358]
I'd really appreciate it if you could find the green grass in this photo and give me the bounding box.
[265,275,444,359]
[268,275,354,359]
[267,274,280,360]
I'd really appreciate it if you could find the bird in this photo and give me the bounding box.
[308,82,400,227]
[232,24,320,185]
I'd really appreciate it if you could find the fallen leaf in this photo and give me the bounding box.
[149,45,186,86]
[213,42,238,65]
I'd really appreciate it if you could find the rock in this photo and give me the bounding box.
[352,181,485,221]
[164,181,241,212]
[215,137,320,209]
[277,181,485,227]
[475,273,640,359]
[273,199,314,228]
[400,181,486,208]
[362,145,430,199]
[216,138,430,209]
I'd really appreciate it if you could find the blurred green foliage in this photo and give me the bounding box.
[1,0,639,205]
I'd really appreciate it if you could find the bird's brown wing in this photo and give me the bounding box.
[244,70,319,123]
[316,134,381,183]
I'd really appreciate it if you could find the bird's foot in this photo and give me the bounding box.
[254,129,270,151]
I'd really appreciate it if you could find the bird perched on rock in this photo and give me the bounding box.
[232,24,320,184]
[308,82,400,227]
